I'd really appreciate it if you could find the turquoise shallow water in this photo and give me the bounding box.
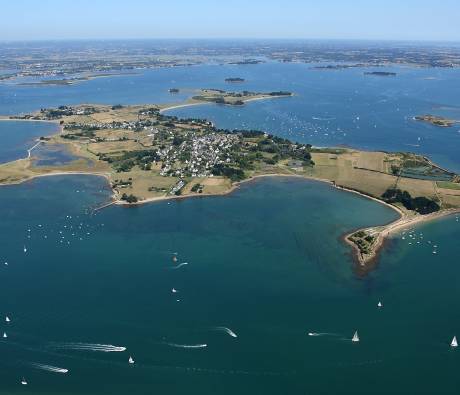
[0,175,460,394]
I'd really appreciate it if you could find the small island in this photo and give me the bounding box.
[364,71,397,76]
[225,77,245,83]
[228,60,264,65]
[313,63,372,70]
[190,88,293,106]
[414,114,458,127]
[1,100,460,273]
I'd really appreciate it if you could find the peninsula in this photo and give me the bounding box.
[1,98,460,272]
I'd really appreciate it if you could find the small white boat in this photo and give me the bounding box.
[377,301,383,308]
[21,378,27,385]
[451,336,458,348]
[172,288,178,293]
[128,356,135,364]
[5,316,10,323]
[3,332,7,338]
[352,331,360,342]
[23,245,27,253]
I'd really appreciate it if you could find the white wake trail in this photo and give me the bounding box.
[51,342,126,352]
[171,262,189,270]
[214,327,238,338]
[307,332,340,337]
[163,342,207,349]
[31,363,69,374]
[312,117,336,121]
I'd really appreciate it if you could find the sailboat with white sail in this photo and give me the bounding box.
[352,331,360,342]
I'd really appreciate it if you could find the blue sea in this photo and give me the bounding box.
[1,60,460,394]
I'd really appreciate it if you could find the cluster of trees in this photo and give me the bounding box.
[211,164,245,181]
[268,91,292,96]
[62,127,97,139]
[121,193,138,203]
[191,183,204,193]
[255,137,312,165]
[100,150,159,173]
[351,231,375,254]
[381,188,440,214]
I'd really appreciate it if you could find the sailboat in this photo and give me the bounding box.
[128,356,135,364]
[172,255,178,263]
[3,332,7,338]
[377,301,383,308]
[23,245,27,253]
[21,378,28,385]
[451,336,458,348]
[172,288,178,293]
[352,331,360,342]
[5,316,10,323]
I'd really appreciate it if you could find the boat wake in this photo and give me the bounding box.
[213,327,238,338]
[163,342,207,349]
[307,332,340,337]
[31,363,69,374]
[50,342,126,352]
[171,262,189,270]
[312,117,336,121]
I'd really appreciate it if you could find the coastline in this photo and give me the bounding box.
[1,166,457,274]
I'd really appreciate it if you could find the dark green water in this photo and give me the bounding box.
[1,175,459,394]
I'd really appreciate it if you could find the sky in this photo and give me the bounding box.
[1,0,459,42]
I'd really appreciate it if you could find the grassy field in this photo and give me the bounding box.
[1,103,460,211]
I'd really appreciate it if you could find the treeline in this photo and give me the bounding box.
[100,149,159,172]
[211,164,245,181]
[381,188,440,214]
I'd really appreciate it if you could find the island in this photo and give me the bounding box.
[190,88,293,106]
[225,77,245,83]
[228,60,264,65]
[364,71,397,76]
[1,100,460,273]
[313,63,376,70]
[414,114,458,127]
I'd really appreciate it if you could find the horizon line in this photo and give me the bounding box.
[1,37,460,45]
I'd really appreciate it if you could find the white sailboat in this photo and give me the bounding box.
[172,288,178,293]
[23,245,27,253]
[5,316,10,323]
[377,301,383,308]
[3,332,7,338]
[352,331,360,342]
[451,336,458,348]
[21,377,28,385]
[128,356,135,364]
